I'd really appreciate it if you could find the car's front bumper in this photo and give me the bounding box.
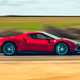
[75,44,80,53]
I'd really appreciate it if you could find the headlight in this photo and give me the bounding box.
[76,42,80,51]
[76,41,80,46]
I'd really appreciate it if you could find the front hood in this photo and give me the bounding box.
[61,38,80,45]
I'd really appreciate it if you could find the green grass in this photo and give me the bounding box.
[0,17,80,32]
[0,22,44,31]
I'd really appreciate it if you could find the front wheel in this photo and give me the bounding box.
[55,43,69,56]
[2,42,16,56]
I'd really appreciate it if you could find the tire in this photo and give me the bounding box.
[2,42,16,56]
[55,43,69,56]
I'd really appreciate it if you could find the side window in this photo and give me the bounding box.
[36,34,49,39]
[29,33,52,39]
[29,34,37,39]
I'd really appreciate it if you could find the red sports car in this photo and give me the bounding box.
[0,31,79,56]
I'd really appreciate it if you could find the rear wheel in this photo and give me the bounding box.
[2,42,16,56]
[55,43,69,56]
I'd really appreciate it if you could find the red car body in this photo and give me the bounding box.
[0,31,78,55]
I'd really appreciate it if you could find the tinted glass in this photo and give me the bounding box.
[29,33,52,39]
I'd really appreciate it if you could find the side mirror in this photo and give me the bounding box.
[46,39,51,44]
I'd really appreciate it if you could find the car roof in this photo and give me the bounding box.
[25,31,43,34]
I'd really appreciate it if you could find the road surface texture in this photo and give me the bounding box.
[0,56,80,80]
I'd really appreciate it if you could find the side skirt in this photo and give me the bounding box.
[16,51,53,55]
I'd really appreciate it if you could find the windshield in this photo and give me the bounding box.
[41,32,60,39]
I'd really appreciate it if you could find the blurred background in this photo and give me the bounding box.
[0,16,80,40]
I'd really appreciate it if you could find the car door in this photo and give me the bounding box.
[26,33,52,51]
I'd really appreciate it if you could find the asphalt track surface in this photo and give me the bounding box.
[0,53,80,61]
[0,53,80,80]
